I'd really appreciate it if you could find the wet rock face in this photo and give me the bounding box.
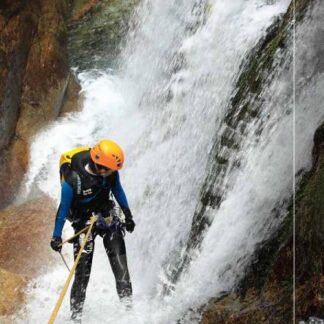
[0,268,26,316]
[0,0,136,206]
[0,1,27,18]
[295,123,324,319]
[200,0,324,322]
[0,138,29,209]
[0,0,80,207]
[68,0,139,70]
[70,0,100,22]
[0,196,57,316]
[0,1,39,150]
[14,1,70,140]
[200,121,324,323]
[0,197,57,277]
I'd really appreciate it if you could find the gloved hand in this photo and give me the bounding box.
[50,236,62,252]
[121,207,136,233]
[125,218,135,233]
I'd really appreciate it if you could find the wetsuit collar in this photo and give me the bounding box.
[85,163,99,176]
[85,163,114,177]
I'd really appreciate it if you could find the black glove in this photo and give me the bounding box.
[125,218,135,233]
[50,236,62,252]
[122,208,136,233]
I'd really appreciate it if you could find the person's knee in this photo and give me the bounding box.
[110,254,131,282]
[103,233,126,257]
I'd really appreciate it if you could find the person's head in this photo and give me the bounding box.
[89,139,124,176]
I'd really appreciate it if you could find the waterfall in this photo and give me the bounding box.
[12,0,324,323]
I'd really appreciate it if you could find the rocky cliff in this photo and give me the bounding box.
[200,122,324,323]
[200,0,324,322]
[0,0,81,207]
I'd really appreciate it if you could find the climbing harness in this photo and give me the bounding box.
[59,215,124,249]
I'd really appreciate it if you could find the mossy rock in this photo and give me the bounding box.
[68,0,139,70]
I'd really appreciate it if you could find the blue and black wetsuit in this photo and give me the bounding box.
[52,149,133,320]
[53,149,132,237]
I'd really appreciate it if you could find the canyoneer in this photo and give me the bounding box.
[50,139,135,322]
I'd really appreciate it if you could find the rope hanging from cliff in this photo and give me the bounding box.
[48,214,97,324]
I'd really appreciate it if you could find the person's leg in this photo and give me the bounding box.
[103,231,132,300]
[70,231,95,321]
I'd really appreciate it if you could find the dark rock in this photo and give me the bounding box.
[0,2,39,150]
[70,0,100,23]
[0,0,81,207]
[67,0,139,70]
[0,0,27,19]
[59,72,82,116]
[200,120,324,322]
[200,0,324,323]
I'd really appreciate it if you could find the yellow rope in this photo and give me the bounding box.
[59,226,89,246]
[48,215,97,324]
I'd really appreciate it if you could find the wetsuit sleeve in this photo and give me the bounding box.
[111,172,129,209]
[53,181,73,237]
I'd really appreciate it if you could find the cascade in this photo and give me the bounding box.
[11,1,324,323]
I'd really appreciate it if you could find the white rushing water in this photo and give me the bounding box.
[11,0,324,323]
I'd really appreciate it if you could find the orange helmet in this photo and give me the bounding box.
[90,139,124,171]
